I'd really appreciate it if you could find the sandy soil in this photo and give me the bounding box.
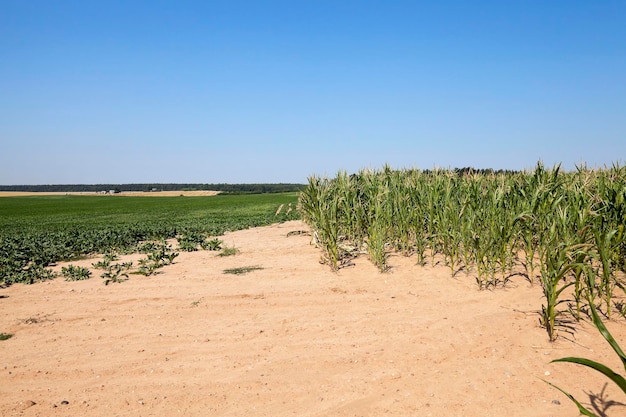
[0,191,220,197]
[1,220,625,417]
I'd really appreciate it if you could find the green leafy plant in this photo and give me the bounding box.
[101,263,130,285]
[177,231,207,252]
[538,240,587,342]
[0,332,13,341]
[136,241,178,276]
[7,264,57,285]
[61,264,92,281]
[92,252,119,269]
[201,238,223,251]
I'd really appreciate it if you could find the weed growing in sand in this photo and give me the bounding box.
[0,332,13,341]
[218,246,239,257]
[190,297,204,307]
[61,264,92,281]
[223,266,263,275]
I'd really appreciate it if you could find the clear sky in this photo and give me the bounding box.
[1,1,625,184]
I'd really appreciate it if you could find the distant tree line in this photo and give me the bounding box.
[0,183,306,194]
[0,169,523,194]
[450,167,521,176]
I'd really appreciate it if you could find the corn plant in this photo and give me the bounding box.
[298,176,341,270]
[366,177,390,272]
[592,226,624,318]
[538,233,588,342]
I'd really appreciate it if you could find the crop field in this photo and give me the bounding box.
[0,192,299,286]
[298,163,626,341]
[1,172,626,415]
[297,163,626,413]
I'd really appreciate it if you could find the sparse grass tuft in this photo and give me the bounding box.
[218,246,239,257]
[223,265,263,275]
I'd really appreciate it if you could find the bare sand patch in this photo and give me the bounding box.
[1,220,624,416]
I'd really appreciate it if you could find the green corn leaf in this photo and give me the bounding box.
[551,357,626,394]
[589,300,626,371]
[542,379,597,417]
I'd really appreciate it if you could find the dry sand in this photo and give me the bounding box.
[1,220,625,416]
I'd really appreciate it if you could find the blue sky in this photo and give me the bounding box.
[1,1,625,184]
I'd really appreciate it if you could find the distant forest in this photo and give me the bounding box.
[0,183,306,194]
[0,168,522,194]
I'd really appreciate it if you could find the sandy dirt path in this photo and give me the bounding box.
[1,220,625,416]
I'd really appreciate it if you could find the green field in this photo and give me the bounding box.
[0,193,300,285]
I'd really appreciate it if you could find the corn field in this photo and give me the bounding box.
[298,162,626,341]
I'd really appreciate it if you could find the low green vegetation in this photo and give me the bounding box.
[101,262,131,285]
[135,240,178,276]
[0,192,299,285]
[0,332,13,341]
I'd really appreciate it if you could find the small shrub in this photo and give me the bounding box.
[0,332,13,341]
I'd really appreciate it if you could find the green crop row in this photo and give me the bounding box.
[0,193,299,286]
